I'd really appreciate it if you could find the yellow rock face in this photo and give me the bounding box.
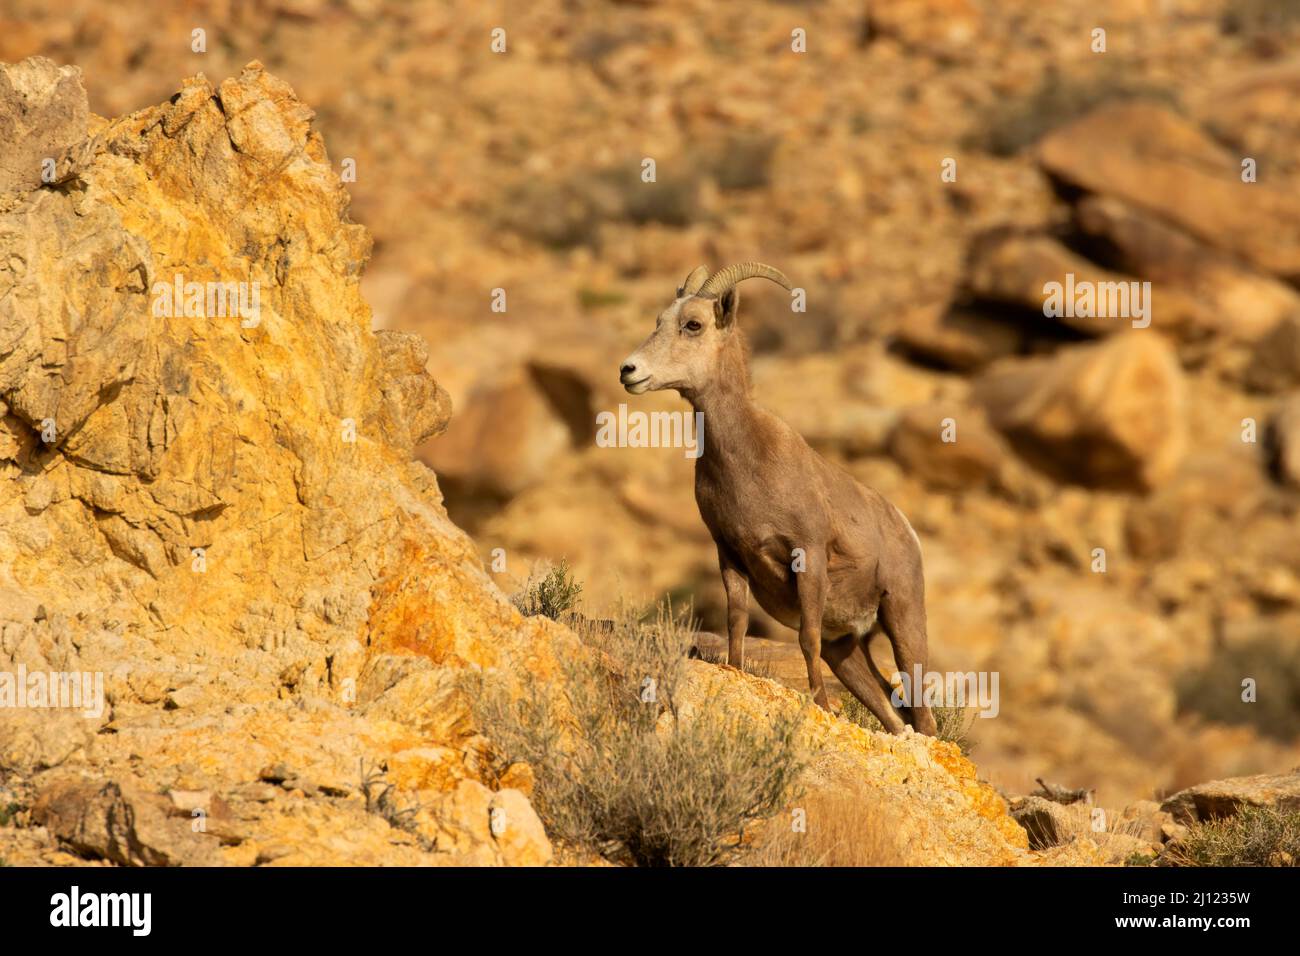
[0,57,1094,867]
[675,662,1103,866]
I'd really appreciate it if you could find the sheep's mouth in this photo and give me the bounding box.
[622,376,652,393]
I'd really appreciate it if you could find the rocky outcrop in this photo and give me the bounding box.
[0,56,545,866]
[678,662,1103,866]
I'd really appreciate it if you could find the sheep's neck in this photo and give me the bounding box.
[686,339,762,461]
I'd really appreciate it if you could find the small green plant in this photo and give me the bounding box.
[839,691,975,756]
[511,559,584,621]
[1167,806,1300,867]
[468,603,807,866]
[577,287,628,310]
[0,802,20,827]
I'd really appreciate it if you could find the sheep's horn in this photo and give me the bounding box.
[678,265,710,297]
[696,262,791,298]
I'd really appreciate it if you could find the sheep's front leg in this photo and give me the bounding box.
[795,551,831,710]
[719,548,749,670]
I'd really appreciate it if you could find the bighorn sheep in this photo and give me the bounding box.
[619,263,937,735]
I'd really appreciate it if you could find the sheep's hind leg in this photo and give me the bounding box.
[821,635,907,734]
[878,590,938,737]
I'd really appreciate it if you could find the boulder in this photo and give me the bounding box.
[31,775,220,866]
[965,230,1208,339]
[892,304,1024,372]
[971,333,1187,490]
[1038,101,1300,280]
[1074,195,1300,344]
[866,0,981,57]
[887,402,1014,492]
[1197,60,1300,182]
[1010,794,1078,849]
[1161,772,1300,825]
[488,787,554,867]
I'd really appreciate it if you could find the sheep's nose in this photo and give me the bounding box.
[620,362,638,378]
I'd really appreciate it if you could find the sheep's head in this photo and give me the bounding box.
[619,263,791,398]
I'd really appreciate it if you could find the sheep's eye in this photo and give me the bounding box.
[683,320,703,333]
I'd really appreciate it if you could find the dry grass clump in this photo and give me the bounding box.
[689,638,778,681]
[468,602,806,866]
[744,790,908,866]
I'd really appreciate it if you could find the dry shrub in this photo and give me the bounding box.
[469,603,806,866]
[494,162,703,249]
[1165,806,1300,867]
[745,790,908,866]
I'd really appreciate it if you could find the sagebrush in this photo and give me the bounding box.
[468,603,806,866]
[511,559,583,621]
[1167,806,1300,867]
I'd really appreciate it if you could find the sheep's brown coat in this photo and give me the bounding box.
[620,265,937,735]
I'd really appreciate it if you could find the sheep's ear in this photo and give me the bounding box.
[714,288,740,328]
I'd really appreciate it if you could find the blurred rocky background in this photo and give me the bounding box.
[3,0,1298,810]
